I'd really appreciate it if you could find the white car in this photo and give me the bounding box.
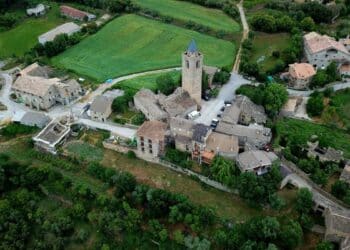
[187,110,201,120]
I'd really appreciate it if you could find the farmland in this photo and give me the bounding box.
[133,0,240,33]
[0,3,65,58]
[52,14,236,81]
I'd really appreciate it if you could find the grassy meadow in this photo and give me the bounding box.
[52,14,236,81]
[249,32,290,72]
[133,0,240,33]
[0,2,66,58]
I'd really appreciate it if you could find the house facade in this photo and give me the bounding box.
[136,121,168,160]
[237,150,278,175]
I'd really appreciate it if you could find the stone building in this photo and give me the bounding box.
[12,63,81,110]
[221,95,267,125]
[340,165,350,184]
[89,95,113,122]
[205,132,239,159]
[287,63,316,90]
[191,124,212,164]
[27,4,46,16]
[304,32,350,69]
[182,40,203,105]
[60,5,96,21]
[38,22,81,45]
[170,117,195,152]
[33,117,72,154]
[324,208,350,249]
[237,150,278,175]
[136,121,168,160]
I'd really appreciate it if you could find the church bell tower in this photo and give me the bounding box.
[182,39,203,105]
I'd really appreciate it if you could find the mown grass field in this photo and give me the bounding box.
[275,118,350,158]
[114,70,181,92]
[0,2,65,58]
[249,32,290,72]
[133,0,240,33]
[52,14,236,81]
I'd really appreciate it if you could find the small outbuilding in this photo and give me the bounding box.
[20,112,51,128]
[27,4,46,17]
[237,150,278,175]
[89,95,113,122]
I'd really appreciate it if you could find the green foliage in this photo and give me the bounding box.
[213,69,230,85]
[164,147,192,169]
[0,123,37,138]
[279,219,303,250]
[264,83,288,117]
[316,241,335,250]
[295,188,313,214]
[307,92,325,117]
[210,156,239,188]
[311,62,341,89]
[131,112,146,125]
[156,73,179,95]
[331,180,350,205]
[112,90,133,113]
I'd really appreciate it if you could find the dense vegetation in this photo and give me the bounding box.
[0,143,306,250]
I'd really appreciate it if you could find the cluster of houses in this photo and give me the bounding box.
[31,4,96,45]
[131,41,277,175]
[283,32,350,90]
[11,63,82,110]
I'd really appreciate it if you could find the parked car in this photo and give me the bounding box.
[210,118,219,128]
[187,110,201,120]
[224,100,232,105]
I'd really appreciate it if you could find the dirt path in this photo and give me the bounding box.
[232,0,249,73]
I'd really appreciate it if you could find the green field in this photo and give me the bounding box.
[114,70,181,92]
[52,14,236,81]
[0,3,65,58]
[249,32,290,71]
[275,118,350,158]
[133,0,240,33]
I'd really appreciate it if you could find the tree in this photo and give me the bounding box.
[251,14,277,33]
[331,180,349,199]
[113,172,136,197]
[316,241,335,250]
[307,93,324,117]
[263,83,288,117]
[210,156,239,187]
[156,73,177,95]
[300,17,315,31]
[279,219,303,249]
[310,168,328,186]
[246,216,280,241]
[295,188,313,214]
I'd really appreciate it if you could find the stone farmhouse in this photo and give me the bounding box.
[287,63,316,90]
[26,4,46,16]
[136,120,168,161]
[134,88,197,122]
[38,22,81,44]
[237,150,278,175]
[307,141,344,163]
[221,95,267,125]
[304,32,350,69]
[12,63,82,110]
[60,5,96,21]
[89,95,113,122]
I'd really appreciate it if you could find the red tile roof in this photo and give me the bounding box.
[60,5,88,20]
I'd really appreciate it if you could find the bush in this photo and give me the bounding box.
[126,150,136,159]
[131,113,146,126]
[307,93,324,117]
[0,123,37,138]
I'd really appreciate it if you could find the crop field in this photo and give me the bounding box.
[133,0,240,33]
[0,3,65,58]
[52,14,236,81]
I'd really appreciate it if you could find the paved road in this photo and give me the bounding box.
[288,81,350,97]
[194,73,252,125]
[232,0,249,73]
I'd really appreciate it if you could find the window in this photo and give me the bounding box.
[186,60,189,69]
[140,137,144,142]
[141,147,145,152]
[149,149,153,154]
[196,61,200,68]
[148,139,152,144]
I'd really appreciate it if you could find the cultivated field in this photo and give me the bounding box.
[52,14,236,81]
[0,3,65,58]
[133,0,240,33]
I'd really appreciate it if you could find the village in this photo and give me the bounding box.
[1,0,350,249]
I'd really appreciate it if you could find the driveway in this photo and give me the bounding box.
[194,73,252,125]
